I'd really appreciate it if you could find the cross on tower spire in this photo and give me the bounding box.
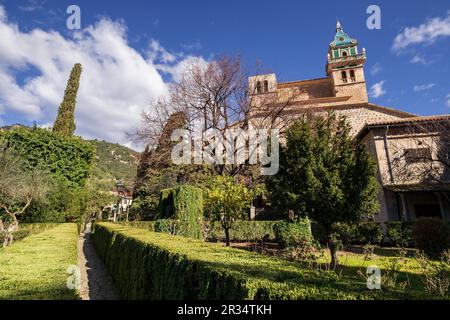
[336,19,342,32]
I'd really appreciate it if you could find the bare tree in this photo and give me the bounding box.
[387,118,450,203]
[0,145,49,247]
[135,55,299,179]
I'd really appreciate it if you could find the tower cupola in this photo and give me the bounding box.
[326,21,368,103]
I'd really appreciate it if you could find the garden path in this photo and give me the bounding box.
[77,223,119,300]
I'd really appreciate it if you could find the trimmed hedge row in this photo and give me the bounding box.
[93,222,421,300]
[120,220,278,242]
[207,221,278,242]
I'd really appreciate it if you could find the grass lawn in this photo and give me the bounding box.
[314,248,426,291]
[231,242,447,297]
[0,223,79,300]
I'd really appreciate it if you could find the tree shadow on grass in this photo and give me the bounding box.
[198,257,427,300]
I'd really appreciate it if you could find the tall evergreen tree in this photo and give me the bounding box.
[53,63,82,137]
[267,113,380,269]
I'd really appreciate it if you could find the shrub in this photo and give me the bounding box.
[416,250,450,297]
[93,222,419,299]
[273,219,315,249]
[412,218,450,259]
[330,222,383,245]
[357,222,384,244]
[330,222,356,245]
[386,221,413,247]
[157,185,203,239]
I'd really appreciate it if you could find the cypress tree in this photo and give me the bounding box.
[53,63,82,137]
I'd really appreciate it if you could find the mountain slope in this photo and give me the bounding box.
[89,139,139,190]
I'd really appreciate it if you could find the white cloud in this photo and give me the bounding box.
[0,6,205,149]
[370,62,382,76]
[148,39,177,63]
[156,55,208,83]
[413,83,435,92]
[409,54,427,64]
[369,81,386,98]
[446,94,450,107]
[393,12,450,52]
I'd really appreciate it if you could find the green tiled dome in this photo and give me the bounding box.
[329,21,358,48]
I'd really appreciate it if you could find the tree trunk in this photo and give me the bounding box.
[224,227,230,247]
[329,245,339,270]
[326,228,339,270]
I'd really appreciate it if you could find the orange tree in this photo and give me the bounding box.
[204,175,254,246]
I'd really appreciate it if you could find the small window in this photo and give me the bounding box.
[350,70,355,82]
[256,81,262,94]
[405,148,432,163]
[341,51,348,57]
[341,71,347,83]
[263,80,269,93]
[333,50,339,58]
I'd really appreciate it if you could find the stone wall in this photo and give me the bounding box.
[250,104,407,137]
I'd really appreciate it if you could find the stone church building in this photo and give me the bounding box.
[248,21,450,223]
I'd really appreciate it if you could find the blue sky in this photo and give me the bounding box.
[0,0,449,147]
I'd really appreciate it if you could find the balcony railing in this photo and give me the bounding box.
[328,53,366,64]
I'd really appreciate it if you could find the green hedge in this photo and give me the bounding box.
[122,220,278,243]
[331,222,384,245]
[157,185,203,239]
[1,126,95,189]
[93,222,425,300]
[412,217,450,259]
[119,221,156,231]
[385,221,414,247]
[273,219,314,249]
[0,224,79,300]
[207,221,278,242]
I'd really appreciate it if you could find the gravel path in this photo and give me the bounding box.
[78,223,119,300]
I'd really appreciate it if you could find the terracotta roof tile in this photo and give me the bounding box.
[364,114,450,127]
[356,114,450,141]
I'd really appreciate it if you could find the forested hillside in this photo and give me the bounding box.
[89,139,139,191]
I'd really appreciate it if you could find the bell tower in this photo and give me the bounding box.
[326,21,368,103]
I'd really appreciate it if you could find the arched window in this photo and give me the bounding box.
[350,70,355,82]
[341,51,348,57]
[256,81,262,94]
[263,80,269,92]
[341,71,347,83]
